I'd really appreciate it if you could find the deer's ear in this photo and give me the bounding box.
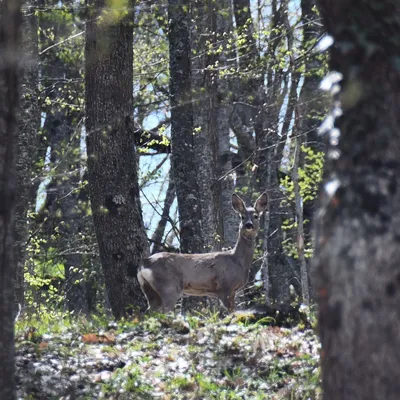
[232,193,246,214]
[254,192,268,213]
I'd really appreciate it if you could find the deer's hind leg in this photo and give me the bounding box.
[138,269,163,311]
[149,276,183,313]
[142,280,163,311]
[219,290,236,313]
[158,283,183,312]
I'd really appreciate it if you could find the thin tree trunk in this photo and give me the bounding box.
[315,1,400,398]
[191,0,235,249]
[265,144,290,305]
[215,0,236,248]
[151,168,176,254]
[260,0,291,306]
[300,0,325,153]
[191,0,220,251]
[299,0,327,254]
[38,0,88,313]
[168,0,204,254]
[231,0,261,194]
[14,0,40,309]
[292,115,309,305]
[58,163,88,314]
[85,0,149,318]
[0,1,21,397]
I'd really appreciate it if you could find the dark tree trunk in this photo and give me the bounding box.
[191,0,235,249]
[0,1,21,398]
[300,0,326,153]
[58,165,88,314]
[259,0,291,306]
[231,0,260,193]
[191,0,220,251]
[215,0,237,248]
[37,0,88,314]
[299,0,327,257]
[14,0,40,308]
[265,146,290,305]
[168,0,204,255]
[151,168,176,254]
[315,1,400,399]
[85,0,149,318]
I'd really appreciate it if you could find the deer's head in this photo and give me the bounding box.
[232,192,268,240]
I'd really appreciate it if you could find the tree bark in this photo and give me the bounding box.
[191,0,220,251]
[300,0,326,152]
[292,119,309,305]
[0,1,21,398]
[265,144,290,305]
[85,0,149,318]
[151,168,176,254]
[215,0,237,248]
[231,0,261,193]
[315,1,400,398]
[299,0,327,253]
[37,0,88,314]
[168,0,204,254]
[14,0,40,308]
[259,0,291,306]
[191,0,236,249]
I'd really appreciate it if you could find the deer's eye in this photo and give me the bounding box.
[241,215,245,220]
[253,214,259,219]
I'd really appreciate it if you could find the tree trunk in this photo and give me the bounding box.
[37,0,88,314]
[191,0,235,249]
[300,0,326,153]
[14,0,40,309]
[259,0,291,306]
[231,0,260,194]
[151,168,176,254]
[168,0,204,254]
[315,1,400,398]
[191,0,220,251]
[0,1,21,397]
[215,0,237,248]
[292,120,309,305]
[299,0,327,254]
[85,0,149,318]
[265,145,290,305]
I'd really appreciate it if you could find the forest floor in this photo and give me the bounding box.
[15,308,321,399]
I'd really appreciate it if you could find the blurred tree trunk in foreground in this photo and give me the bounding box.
[315,1,400,398]
[0,1,22,398]
[14,0,40,309]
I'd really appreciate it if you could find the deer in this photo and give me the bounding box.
[137,192,268,313]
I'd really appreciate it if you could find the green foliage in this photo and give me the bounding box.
[281,145,324,204]
[281,145,325,258]
[101,363,153,398]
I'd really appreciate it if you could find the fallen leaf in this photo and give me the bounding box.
[82,333,115,344]
[39,342,48,350]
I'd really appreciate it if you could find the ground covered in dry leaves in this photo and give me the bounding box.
[16,310,321,399]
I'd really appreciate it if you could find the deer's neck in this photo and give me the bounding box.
[233,233,256,269]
